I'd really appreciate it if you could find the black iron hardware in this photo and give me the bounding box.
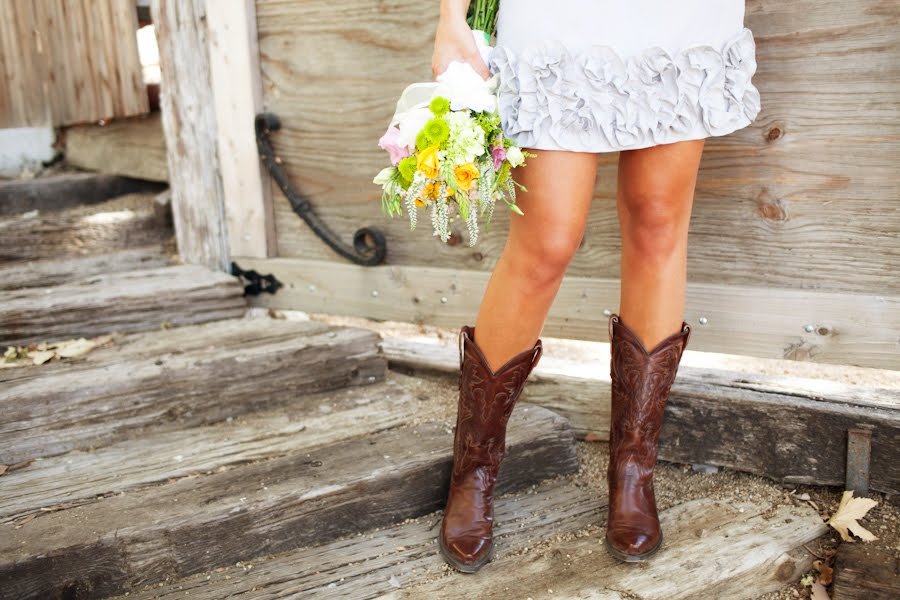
[254,113,387,266]
[231,261,283,296]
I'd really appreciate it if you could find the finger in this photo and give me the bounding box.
[469,55,491,80]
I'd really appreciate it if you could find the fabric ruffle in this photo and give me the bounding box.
[488,26,762,151]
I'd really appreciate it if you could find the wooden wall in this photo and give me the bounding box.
[242,0,900,369]
[0,0,148,127]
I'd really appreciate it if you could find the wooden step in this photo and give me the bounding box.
[0,318,386,464]
[395,496,828,600]
[0,192,172,265]
[0,264,247,347]
[108,479,827,600]
[0,172,166,216]
[383,334,900,495]
[115,480,601,599]
[0,246,175,290]
[0,404,577,599]
[1,371,421,523]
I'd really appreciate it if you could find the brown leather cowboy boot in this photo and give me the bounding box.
[439,324,543,573]
[605,312,691,562]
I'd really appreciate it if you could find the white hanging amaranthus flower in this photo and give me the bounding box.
[466,189,479,246]
[404,171,427,230]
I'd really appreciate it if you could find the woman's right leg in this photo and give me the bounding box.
[473,149,601,371]
[440,148,600,573]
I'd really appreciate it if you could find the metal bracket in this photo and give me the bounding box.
[846,427,873,494]
[231,261,283,296]
[254,113,387,266]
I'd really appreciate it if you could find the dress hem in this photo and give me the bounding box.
[488,26,762,153]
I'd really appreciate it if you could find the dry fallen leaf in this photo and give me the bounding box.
[810,581,830,600]
[30,350,56,365]
[825,490,878,542]
[54,338,96,358]
[813,559,833,585]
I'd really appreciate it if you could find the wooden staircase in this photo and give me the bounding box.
[0,185,833,599]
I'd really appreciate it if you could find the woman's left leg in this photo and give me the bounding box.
[616,138,705,349]
[605,138,705,561]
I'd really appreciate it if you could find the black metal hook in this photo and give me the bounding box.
[230,261,283,296]
[254,113,387,266]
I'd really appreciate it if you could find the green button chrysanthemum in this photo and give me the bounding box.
[429,96,450,117]
[423,117,450,146]
[397,156,417,185]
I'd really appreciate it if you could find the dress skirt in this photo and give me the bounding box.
[487,0,762,152]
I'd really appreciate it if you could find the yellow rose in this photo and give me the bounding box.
[416,144,440,179]
[415,180,454,206]
[454,163,480,191]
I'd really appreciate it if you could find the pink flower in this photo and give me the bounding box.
[491,145,506,170]
[378,126,411,166]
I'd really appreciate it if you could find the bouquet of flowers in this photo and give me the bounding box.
[373,4,534,247]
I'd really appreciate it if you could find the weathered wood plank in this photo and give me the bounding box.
[0,405,577,600]
[393,499,827,600]
[114,480,601,599]
[381,332,900,494]
[0,318,385,464]
[0,173,166,216]
[832,542,900,600]
[207,0,275,258]
[0,0,148,128]
[112,483,826,600]
[1,371,436,522]
[151,0,230,270]
[0,192,173,265]
[256,0,899,298]
[0,246,174,290]
[234,256,900,369]
[64,114,169,182]
[0,264,247,348]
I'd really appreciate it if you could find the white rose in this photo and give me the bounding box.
[434,61,499,114]
[506,146,525,167]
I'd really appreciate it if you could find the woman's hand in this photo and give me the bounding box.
[432,14,491,81]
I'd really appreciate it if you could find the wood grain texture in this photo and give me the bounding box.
[0,405,577,600]
[151,0,230,270]
[0,173,166,216]
[115,480,603,599]
[0,318,384,464]
[1,371,430,523]
[832,542,900,600]
[391,498,827,600]
[64,114,169,182]
[207,0,276,258]
[0,264,247,347]
[0,193,172,265]
[0,246,175,290]
[384,333,900,494]
[255,0,899,298]
[0,0,148,127]
[234,256,900,369]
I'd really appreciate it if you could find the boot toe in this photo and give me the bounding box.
[606,527,661,557]
[439,531,493,571]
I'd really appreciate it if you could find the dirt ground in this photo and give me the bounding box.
[287,309,899,598]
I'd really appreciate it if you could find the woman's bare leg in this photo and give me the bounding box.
[474,149,600,372]
[616,138,706,349]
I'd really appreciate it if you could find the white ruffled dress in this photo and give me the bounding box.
[488,0,762,152]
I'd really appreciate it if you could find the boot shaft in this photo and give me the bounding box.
[452,325,543,480]
[608,314,691,465]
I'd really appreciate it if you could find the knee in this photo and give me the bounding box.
[620,189,686,259]
[507,233,581,289]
